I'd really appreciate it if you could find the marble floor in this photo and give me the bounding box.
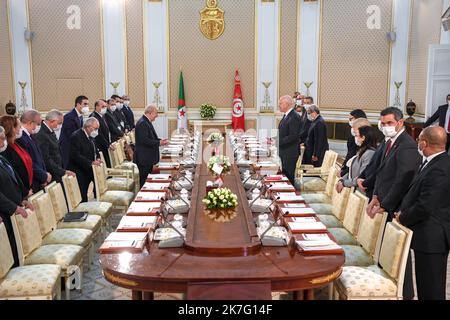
[67,211,450,300]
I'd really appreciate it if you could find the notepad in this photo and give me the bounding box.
[277,193,304,201]
[281,207,315,215]
[142,182,170,190]
[302,233,331,241]
[288,221,327,231]
[147,174,172,180]
[291,217,318,223]
[117,216,158,230]
[157,162,180,167]
[296,239,342,251]
[127,202,162,213]
[135,192,165,201]
[284,203,307,208]
[105,232,148,242]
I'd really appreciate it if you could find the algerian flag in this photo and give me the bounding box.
[177,71,187,130]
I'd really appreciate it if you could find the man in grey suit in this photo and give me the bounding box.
[277,95,302,185]
[34,110,75,183]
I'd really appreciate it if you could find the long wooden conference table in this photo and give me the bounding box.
[100,151,344,300]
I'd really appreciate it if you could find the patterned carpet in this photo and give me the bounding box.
[67,210,450,300]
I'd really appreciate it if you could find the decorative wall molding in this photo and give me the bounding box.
[297,0,320,101]
[7,0,33,109]
[388,0,412,110]
[441,0,450,44]
[256,0,280,112]
[144,0,169,110]
[101,0,127,97]
[425,44,450,118]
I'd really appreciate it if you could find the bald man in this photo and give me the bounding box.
[395,126,450,300]
[277,95,302,185]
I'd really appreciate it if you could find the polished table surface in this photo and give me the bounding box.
[100,157,344,299]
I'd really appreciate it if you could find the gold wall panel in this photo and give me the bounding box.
[407,0,442,115]
[168,0,255,110]
[168,118,178,137]
[125,0,145,110]
[319,0,392,111]
[28,0,103,112]
[279,0,298,98]
[0,0,14,113]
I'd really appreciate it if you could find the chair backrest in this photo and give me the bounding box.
[378,221,413,296]
[108,143,118,168]
[11,210,43,259]
[295,146,306,178]
[0,222,14,279]
[342,192,367,236]
[129,130,136,144]
[324,167,338,197]
[357,211,388,260]
[45,182,69,221]
[331,186,352,220]
[92,162,108,197]
[29,192,58,237]
[117,140,126,163]
[62,174,83,211]
[320,150,338,175]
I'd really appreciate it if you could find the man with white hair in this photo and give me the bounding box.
[67,117,102,202]
[277,95,302,185]
[134,105,169,187]
[34,109,75,183]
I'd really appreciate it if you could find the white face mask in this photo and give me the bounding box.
[90,129,99,138]
[32,125,41,134]
[116,103,122,110]
[382,126,397,138]
[377,120,383,132]
[124,101,130,106]
[303,104,311,110]
[16,128,23,139]
[350,128,356,137]
[349,120,354,127]
[100,108,107,115]
[417,144,424,157]
[0,140,8,153]
[55,124,62,132]
[81,106,90,115]
[355,136,363,147]
[448,100,450,107]
[110,105,117,112]
[307,114,314,122]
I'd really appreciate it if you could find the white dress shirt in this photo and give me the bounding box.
[421,151,446,171]
[444,105,450,134]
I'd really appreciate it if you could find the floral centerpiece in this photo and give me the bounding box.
[207,132,224,144]
[202,188,238,210]
[207,155,231,175]
[200,103,217,120]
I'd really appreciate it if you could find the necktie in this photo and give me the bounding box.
[419,159,428,172]
[384,139,392,158]
[0,158,18,185]
[79,116,83,127]
[279,114,286,129]
[89,137,97,160]
[447,113,450,133]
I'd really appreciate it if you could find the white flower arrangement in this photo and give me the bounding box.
[207,155,231,174]
[202,187,238,210]
[200,103,217,119]
[207,132,224,143]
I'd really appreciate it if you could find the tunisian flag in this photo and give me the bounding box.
[232,70,245,131]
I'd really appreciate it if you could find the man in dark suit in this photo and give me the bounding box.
[111,95,129,133]
[424,94,450,151]
[34,109,75,183]
[122,95,135,129]
[297,96,314,144]
[367,107,422,300]
[67,118,102,202]
[303,105,329,167]
[368,107,422,220]
[90,100,114,168]
[60,96,90,168]
[396,126,450,300]
[0,126,33,267]
[17,110,52,192]
[277,95,302,185]
[105,98,124,142]
[134,105,169,187]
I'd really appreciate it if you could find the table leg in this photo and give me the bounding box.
[292,290,304,300]
[132,290,142,300]
[143,291,154,300]
[304,289,315,300]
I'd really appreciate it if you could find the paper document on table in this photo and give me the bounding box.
[105,232,148,242]
[291,217,317,223]
[158,162,180,167]
[281,207,315,215]
[127,202,161,213]
[142,182,170,190]
[284,203,307,208]
[288,222,327,231]
[296,240,341,251]
[277,193,304,201]
[147,174,172,180]
[212,163,223,175]
[118,216,158,229]
[135,192,165,201]
[303,233,331,241]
